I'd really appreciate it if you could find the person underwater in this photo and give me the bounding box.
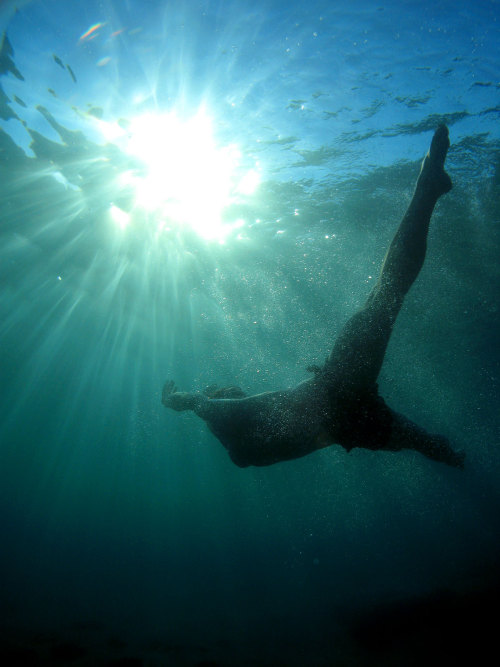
[162,125,465,470]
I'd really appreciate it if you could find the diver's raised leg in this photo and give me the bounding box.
[324,125,452,393]
[376,124,452,299]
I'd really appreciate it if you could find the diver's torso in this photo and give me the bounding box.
[206,379,332,466]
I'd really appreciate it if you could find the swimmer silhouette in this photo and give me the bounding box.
[162,125,465,469]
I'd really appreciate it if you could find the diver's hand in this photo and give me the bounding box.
[162,380,197,411]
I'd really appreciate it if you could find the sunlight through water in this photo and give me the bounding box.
[99,109,260,241]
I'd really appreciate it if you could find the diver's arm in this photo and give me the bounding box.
[163,376,316,415]
[162,380,254,422]
[162,380,288,422]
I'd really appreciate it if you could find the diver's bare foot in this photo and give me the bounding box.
[428,434,465,469]
[417,124,452,199]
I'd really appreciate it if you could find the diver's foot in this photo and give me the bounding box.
[445,447,465,470]
[417,124,453,199]
[429,434,465,469]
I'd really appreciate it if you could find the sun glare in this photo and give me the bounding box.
[103,109,260,241]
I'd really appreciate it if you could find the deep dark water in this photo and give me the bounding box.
[2,576,500,666]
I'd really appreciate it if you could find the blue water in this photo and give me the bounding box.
[1,0,499,664]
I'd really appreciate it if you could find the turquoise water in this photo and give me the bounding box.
[1,1,499,664]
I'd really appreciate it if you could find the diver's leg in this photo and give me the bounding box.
[385,410,465,469]
[325,125,452,392]
[374,124,452,300]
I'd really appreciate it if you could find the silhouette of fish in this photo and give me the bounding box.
[13,94,26,107]
[66,63,76,83]
[53,53,65,70]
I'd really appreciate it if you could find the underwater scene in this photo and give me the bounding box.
[1,0,499,665]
